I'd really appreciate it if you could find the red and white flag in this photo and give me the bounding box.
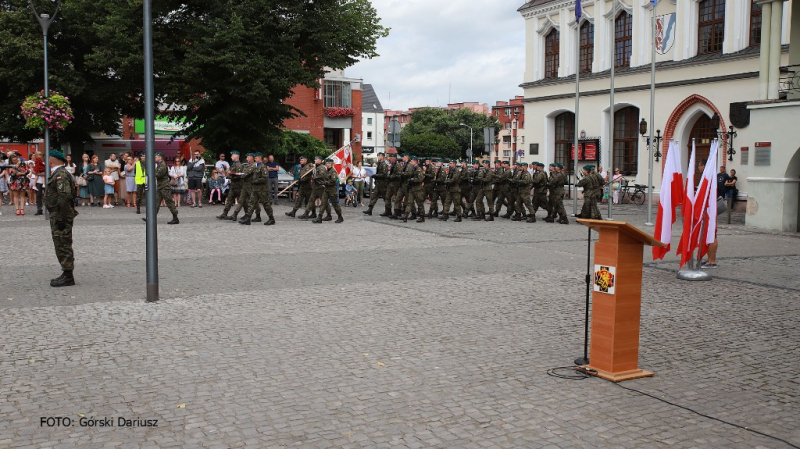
[330,143,353,184]
[676,140,697,268]
[695,140,719,260]
[652,140,683,260]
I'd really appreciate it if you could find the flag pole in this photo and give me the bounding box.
[572,5,581,216]
[645,1,656,226]
[607,0,616,220]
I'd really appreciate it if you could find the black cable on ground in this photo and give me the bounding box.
[545,365,800,449]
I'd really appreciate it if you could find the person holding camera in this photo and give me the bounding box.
[186,150,205,207]
[45,150,78,287]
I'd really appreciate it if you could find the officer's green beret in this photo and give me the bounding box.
[245,153,253,157]
[299,155,308,160]
[549,163,556,167]
[325,158,334,163]
[253,152,263,157]
[482,160,490,164]
[531,161,540,166]
[314,155,324,160]
[556,163,564,169]
[472,160,480,165]
[154,152,164,158]
[400,152,409,157]
[583,165,595,171]
[388,152,397,157]
[520,162,528,167]
[409,155,417,160]
[377,152,385,156]
[49,150,67,162]
[230,150,240,155]
[536,162,544,167]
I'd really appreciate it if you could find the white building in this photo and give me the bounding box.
[518,0,799,231]
[361,84,385,165]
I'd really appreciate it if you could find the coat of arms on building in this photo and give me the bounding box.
[655,13,676,55]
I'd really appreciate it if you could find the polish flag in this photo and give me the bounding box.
[676,140,697,268]
[652,140,683,260]
[695,140,719,260]
[331,144,353,184]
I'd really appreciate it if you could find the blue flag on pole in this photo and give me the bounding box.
[651,0,658,5]
[575,0,582,20]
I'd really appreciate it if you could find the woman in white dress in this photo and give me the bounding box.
[169,154,188,207]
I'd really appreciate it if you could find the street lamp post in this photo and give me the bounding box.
[711,112,737,162]
[460,123,473,164]
[143,0,159,302]
[29,1,60,220]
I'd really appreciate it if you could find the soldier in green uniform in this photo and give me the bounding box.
[429,159,448,218]
[503,162,520,219]
[45,151,78,287]
[393,153,411,219]
[530,162,549,221]
[512,162,535,222]
[423,157,436,209]
[577,165,601,219]
[492,161,508,217]
[439,159,463,222]
[459,161,473,217]
[299,155,326,220]
[462,160,480,218]
[314,158,343,224]
[364,152,388,216]
[217,150,243,220]
[231,153,262,222]
[239,153,276,226]
[474,160,495,221]
[286,155,315,218]
[497,161,514,218]
[591,167,606,216]
[141,152,179,225]
[550,163,569,224]
[402,156,426,223]
[384,153,402,218]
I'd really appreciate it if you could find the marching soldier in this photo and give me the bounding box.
[314,158,343,224]
[393,153,411,219]
[474,160,494,221]
[45,150,78,287]
[239,153,276,226]
[423,157,436,208]
[231,153,262,222]
[459,161,473,217]
[299,155,326,220]
[429,159,448,218]
[503,161,520,219]
[463,160,480,218]
[286,155,315,218]
[364,152,388,215]
[550,163,569,224]
[495,160,513,218]
[577,165,601,219]
[384,153,402,218]
[440,159,463,222]
[141,152,179,225]
[530,162,549,221]
[217,150,243,220]
[512,162,534,222]
[403,156,426,223]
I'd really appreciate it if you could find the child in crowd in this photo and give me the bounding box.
[102,168,115,208]
[208,169,223,204]
[345,178,357,207]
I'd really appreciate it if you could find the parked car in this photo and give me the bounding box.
[276,166,294,197]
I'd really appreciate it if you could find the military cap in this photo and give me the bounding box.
[400,152,409,157]
[472,160,480,165]
[583,165,595,171]
[299,155,308,160]
[314,155,324,161]
[230,150,240,155]
[253,152,263,157]
[410,155,418,160]
[387,152,397,157]
[49,150,67,162]
[556,163,564,169]
[325,157,334,163]
[520,162,528,167]
[154,152,164,158]
[245,152,253,157]
[377,152,385,156]
[549,163,556,167]
[536,162,545,167]
[481,160,490,164]
[531,161,540,166]
[441,158,450,163]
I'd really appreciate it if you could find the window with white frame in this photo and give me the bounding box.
[324,81,352,108]
[367,117,373,125]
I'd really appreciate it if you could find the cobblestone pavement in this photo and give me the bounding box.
[1,201,799,448]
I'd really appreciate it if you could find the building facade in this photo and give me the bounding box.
[518,0,798,231]
[491,96,526,164]
[361,84,385,165]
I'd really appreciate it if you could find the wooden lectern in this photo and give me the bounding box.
[576,219,665,382]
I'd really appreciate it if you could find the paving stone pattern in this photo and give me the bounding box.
[1,202,798,448]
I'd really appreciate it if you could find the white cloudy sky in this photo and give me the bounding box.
[348,0,527,111]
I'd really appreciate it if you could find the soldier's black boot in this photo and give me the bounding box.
[485,213,494,222]
[363,206,373,215]
[502,212,512,219]
[410,212,417,220]
[252,215,262,223]
[168,214,179,225]
[494,210,500,217]
[285,209,297,217]
[322,213,332,221]
[380,208,391,217]
[264,215,276,225]
[312,215,323,224]
[217,212,229,219]
[558,216,570,224]
[544,216,555,223]
[441,213,449,221]
[50,270,75,287]
[426,210,433,219]
[308,210,317,219]
[526,215,537,223]
[402,213,408,223]
[298,211,310,220]
[471,213,483,221]
[511,213,521,221]
[454,215,462,222]
[239,216,251,225]
[335,213,344,224]
[226,212,238,221]
[416,215,425,223]
[136,205,141,214]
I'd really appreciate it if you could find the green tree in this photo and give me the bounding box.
[401,107,500,159]
[0,0,388,153]
[402,133,460,160]
[271,130,328,160]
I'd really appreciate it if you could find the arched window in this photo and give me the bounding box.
[580,22,594,74]
[750,1,762,47]
[545,29,560,79]
[613,107,639,175]
[554,112,575,172]
[614,12,632,68]
[688,115,717,184]
[698,0,725,54]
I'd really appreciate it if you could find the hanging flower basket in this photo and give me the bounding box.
[20,90,74,132]
[324,107,356,118]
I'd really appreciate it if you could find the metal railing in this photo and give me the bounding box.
[779,64,800,95]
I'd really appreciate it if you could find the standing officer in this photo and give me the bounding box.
[474,160,494,221]
[364,152,388,216]
[299,155,327,220]
[530,162,549,221]
[403,156,425,222]
[217,150,243,220]
[429,158,447,218]
[232,153,262,222]
[393,153,411,219]
[45,150,78,287]
[141,152,179,225]
[134,153,147,214]
[440,159,463,222]
[286,155,315,217]
[240,154,276,226]
[315,157,344,223]
[384,153,402,218]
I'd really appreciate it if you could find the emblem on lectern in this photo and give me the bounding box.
[594,265,616,294]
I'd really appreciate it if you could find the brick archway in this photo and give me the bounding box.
[662,94,726,170]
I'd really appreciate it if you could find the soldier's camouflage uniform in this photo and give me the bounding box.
[474,166,494,218]
[404,165,425,218]
[291,162,315,215]
[423,163,436,206]
[367,161,388,211]
[153,161,179,217]
[393,161,411,217]
[429,164,448,217]
[441,166,463,220]
[385,161,403,216]
[531,168,549,217]
[548,171,569,223]
[221,159,244,217]
[460,167,474,217]
[494,166,512,217]
[234,162,261,220]
[578,173,601,219]
[303,163,327,216]
[46,165,78,273]
[243,163,275,223]
[513,168,534,220]
[318,164,343,222]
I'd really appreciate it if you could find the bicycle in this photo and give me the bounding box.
[619,180,648,205]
